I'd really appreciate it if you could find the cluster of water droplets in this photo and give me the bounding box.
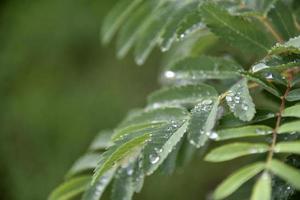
[226,89,249,112]
[189,99,217,147]
[147,120,181,166]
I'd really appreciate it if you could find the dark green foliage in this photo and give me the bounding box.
[50,0,300,200]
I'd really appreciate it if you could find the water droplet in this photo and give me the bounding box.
[127,167,134,176]
[149,154,160,164]
[154,147,163,153]
[251,63,269,73]
[241,103,249,111]
[208,131,219,140]
[226,96,233,102]
[265,72,274,80]
[256,128,266,135]
[164,71,175,79]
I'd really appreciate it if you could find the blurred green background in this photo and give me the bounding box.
[0,1,238,200]
[0,0,161,199]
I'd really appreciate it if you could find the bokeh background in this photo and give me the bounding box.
[0,1,234,200]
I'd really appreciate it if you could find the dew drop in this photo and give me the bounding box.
[241,104,249,111]
[208,131,219,140]
[256,128,266,135]
[251,63,269,73]
[164,71,175,79]
[149,154,160,164]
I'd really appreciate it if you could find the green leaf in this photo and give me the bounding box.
[112,122,166,141]
[219,110,276,128]
[286,89,300,102]
[175,6,203,40]
[270,36,300,55]
[116,2,153,58]
[188,97,220,148]
[160,2,199,51]
[158,141,181,175]
[261,0,279,16]
[215,125,273,141]
[82,169,116,200]
[118,107,189,129]
[165,56,242,83]
[111,167,135,200]
[205,142,269,162]
[274,141,300,154]
[268,159,300,190]
[143,121,188,175]
[268,1,298,41]
[89,130,113,151]
[242,71,281,97]
[250,172,271,200]
[66,153,100,178]
[226,79,256,121]
[101,0,143,44]
[283,104,300,118]
[278,120,300,134]
[134,2,173,65]
[200,2,273,56]
[93,133,150,183]
[49,176,91,200]
[147,84,218,108]
[213,162,265,200]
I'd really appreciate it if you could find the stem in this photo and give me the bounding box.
[258,16,284,43]
[266,72,293,166]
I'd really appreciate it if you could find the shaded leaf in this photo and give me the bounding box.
[82,169,116,200]
[134,2,173,65]
[200,2,273,56]
[49,176,91,200]
[111,166,135,200]
[160,2,199,51]
[89,130,113,151]
[219,110,276,128]
[101,0,143,44]
[116,2,153,58]
[66,153,100,178]
[286,89,300,102]
[268,1,298,41]
[268,159,300,190]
